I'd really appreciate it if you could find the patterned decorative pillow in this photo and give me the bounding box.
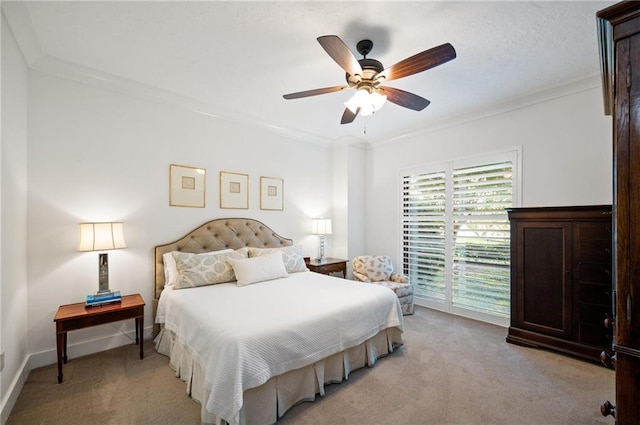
[173,249,248,289]
[163,249,233,287]
[248,245,309,273]
[229,252,289,286]
[353,256,393,282]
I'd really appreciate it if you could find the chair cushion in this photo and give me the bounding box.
[352,256,394,282]
[375,281,414,298]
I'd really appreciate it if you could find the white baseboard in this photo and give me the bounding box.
[29,325,154,369]
[414,297,509,328]
[0,325,154,425]
[1,355,29,425]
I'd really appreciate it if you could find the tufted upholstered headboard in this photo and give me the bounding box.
[153,218,293,327]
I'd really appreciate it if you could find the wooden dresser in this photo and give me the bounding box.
[506,205,613,363]
[597,2,640,423]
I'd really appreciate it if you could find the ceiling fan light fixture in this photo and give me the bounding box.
[283,35,455,124]
[345,89,387,116]
[370,90,387,110]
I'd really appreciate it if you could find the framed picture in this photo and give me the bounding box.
[169,164,206,208]
[260,176,284,211]
[220,171,249,209]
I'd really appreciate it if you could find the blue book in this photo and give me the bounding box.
[85,298,122,307]
[86,291,122,304]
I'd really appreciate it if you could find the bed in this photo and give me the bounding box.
[153,218,404,425]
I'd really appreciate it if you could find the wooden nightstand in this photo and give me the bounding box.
[53,293,145,383]
[305,258,348,278]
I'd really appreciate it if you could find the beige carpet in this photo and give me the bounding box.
[7,307,614,425]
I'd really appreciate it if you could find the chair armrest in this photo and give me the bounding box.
[390,273,408,284]
[353,271,371,282]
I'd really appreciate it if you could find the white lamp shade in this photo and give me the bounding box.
[344,89,387,116]
[345,90,370,114]
[78,222,127,252]
[311,218,332,235]
[370,91,387,110]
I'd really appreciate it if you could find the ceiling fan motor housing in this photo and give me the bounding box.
[346,58,384,89]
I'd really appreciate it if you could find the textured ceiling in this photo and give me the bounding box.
[3,1,616,145]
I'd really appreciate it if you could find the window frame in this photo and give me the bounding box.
[399,148,521,327]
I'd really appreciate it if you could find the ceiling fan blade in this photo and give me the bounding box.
[379,87,431,111]
[317,35,363,77]
[376,43,456,82]
[283,85,348,100]
[341,107,359,124]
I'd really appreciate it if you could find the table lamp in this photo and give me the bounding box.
[311,218,332,264]
[78,222,126,295]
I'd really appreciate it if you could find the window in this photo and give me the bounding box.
[401,151,518,325]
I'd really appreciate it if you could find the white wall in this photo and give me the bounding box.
[345,143,366,261]
[365,86,613,264]
[331,140,367,277]
[25,71,334,366]
[1,13,29,424]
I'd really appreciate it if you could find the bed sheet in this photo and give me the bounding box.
[155,271,403,425]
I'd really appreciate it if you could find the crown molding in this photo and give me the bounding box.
[370,74,603,148]
[30,55,334,147]
[3,1,602,151]
[1,1,43,67]
[2,2,334,148]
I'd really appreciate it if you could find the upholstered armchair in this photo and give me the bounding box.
[352,255,414,315]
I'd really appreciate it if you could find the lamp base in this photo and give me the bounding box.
[316,235,328,265]
[98,252,110,294]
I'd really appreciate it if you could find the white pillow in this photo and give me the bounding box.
[248,245,309,273]
[229,252,289,286]
[163,249,233,287]
[163,252,179,287]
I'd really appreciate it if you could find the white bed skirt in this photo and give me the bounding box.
[155,326,403,425]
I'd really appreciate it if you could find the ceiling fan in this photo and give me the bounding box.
[283,35,456,124]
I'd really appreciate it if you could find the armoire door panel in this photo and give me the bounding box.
[626,30,640,350]
[518,224,571,337]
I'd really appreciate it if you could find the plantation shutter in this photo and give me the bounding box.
[402,153,515,322]
[402,171,447,301]
[451,162,512,317]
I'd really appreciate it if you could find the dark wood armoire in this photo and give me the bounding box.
[506,206,613,363]
[597,2,640,423]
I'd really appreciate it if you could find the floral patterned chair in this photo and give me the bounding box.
[352,255,414,315]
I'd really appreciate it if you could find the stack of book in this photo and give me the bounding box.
[86,291,122,307]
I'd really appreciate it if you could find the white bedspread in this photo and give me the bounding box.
[156,271,403,425]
